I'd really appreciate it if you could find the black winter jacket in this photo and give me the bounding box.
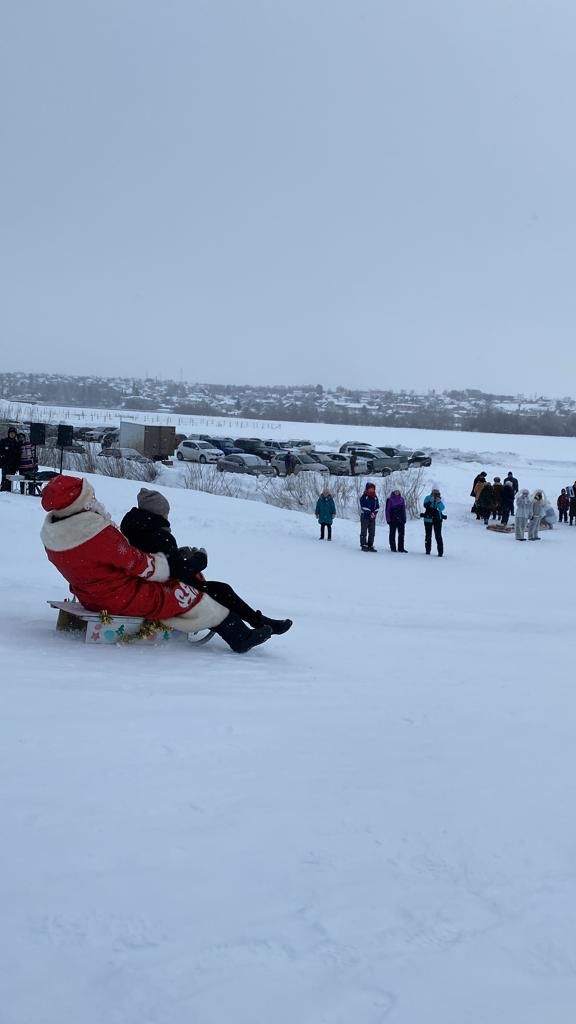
[120,507,208,580]
[0,436,21,473]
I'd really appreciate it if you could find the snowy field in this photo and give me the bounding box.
[2,423,576,1023]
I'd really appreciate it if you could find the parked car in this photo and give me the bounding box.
[234,438,267,455]
[205,437,245,456]
[217,453,276,476]
[101,430,120,448]
[277,439,315,452]
[175,440,224,463]
[312,451,372,475]
[374,447,411,472]
[98,447,151,462]
[338,441,380,455]
[404,449,432,468]
[270,452,329,476]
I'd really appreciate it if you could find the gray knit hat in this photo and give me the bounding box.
[137,488,170,519]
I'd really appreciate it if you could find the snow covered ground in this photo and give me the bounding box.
[2,433,576,1023]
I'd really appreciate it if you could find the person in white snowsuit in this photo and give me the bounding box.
[515,489,532,540]
[540,500,556,530]
[527,491,546,540]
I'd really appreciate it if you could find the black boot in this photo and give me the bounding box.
[214,612,272,653]
[253,611,293,635]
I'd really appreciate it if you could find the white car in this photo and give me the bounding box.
[175,440,223,463]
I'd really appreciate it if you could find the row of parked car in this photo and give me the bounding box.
[174,435,432,477]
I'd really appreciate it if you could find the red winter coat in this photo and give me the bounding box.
[41,510,203,618]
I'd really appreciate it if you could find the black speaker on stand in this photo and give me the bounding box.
[56,424,74,474]
[30,422,46,446]
[57,424,74,447]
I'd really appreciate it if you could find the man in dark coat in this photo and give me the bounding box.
[120,488,292,635]
[470,471,487,497]
[505,471,519,494]
[500,480,515,525]
[0,426,21,491]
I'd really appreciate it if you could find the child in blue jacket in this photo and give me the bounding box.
[422,487,446,556]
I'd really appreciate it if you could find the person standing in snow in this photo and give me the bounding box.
[349,450,358,476]
[0,426,21,492]
[40,475,279,653]
[515,489,532,540]
[422,486,446,556]
[470,471,487,515]
[527,491,546,540]
[492,477,504,520]
[470,470,487,496]
[500,479,515,526]
[315,487,336,540]
[505,471,519,494]
[17,432,38,486]
[557,489,569,523]
[473,475,487,519]
[570,491,576,526]
[359,482,379,551]
[120,489,292,635]
[476,481,496,525]
[385,488,407,552]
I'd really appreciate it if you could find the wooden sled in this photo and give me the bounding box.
[49,600,215,646]
[486,524,514,534]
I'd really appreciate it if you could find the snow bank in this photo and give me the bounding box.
[2,466,576,1023]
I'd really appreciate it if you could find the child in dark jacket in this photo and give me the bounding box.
[315,488,336,540]
[121,488,292,634]
[557,489,570,523]
[359,483,379,551]
[385,490,407,552]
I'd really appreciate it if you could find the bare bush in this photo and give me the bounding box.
[40,446,160,482]
[95,457,160,482]
[178,462,243,498]
[261,468,425,522]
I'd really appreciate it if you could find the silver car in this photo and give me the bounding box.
[217,453,276,476]
[312,451,372,475]
[271,452,329,476]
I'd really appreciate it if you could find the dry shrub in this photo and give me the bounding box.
[41,446,159,482]
[261,467,425,521]
[178,462,243,498]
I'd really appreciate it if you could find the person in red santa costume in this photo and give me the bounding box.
[40,474,274,652]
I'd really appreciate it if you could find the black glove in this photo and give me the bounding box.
[178,545,208,575]
[442,514,447,520]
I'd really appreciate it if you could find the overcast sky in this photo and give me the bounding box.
[2,0,575,395]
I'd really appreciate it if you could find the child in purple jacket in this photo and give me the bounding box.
[385,489,407,552]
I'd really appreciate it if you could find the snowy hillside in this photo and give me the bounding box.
[2,451,576,1023]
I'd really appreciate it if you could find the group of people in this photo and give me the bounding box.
[314,482,447,556]
[0,426,38,491]
[471,469,576,541]
[39,476,293,654]
[470,471,519,525]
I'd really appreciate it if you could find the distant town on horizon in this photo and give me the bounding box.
[1,371,575,437]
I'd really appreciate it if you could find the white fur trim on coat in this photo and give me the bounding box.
[139,551,170,583]
[41,511,110,552]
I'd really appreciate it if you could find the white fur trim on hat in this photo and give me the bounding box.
[53,478,95,519]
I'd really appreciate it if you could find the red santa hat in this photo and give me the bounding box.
[41,475,95,518]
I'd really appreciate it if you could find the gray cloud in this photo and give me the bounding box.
[2,0,575,395]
